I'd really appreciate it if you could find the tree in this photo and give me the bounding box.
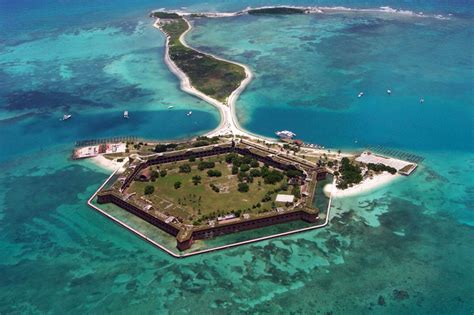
[144,185,154,195]
[285,169,303,178]
[189,156,196,162]
[263,170,284,184]
[198,161,215,170]
[250,159,259,168]
[207,169,222,177]
[292,185,301,198]
[192,175,201,185]
[174,181,182,189]
[231,165,239,175]
[179,164,191,173]
[240,164,250,172]
[154,144,167,153]
[238,183,249,192]
[160,170,167,177]
[151,170,159,181]
[250,169,261,177]
[225,153,238,163]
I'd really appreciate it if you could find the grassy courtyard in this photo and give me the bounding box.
[128,155,291,225]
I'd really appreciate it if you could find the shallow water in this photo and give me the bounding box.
[0,1,473,314]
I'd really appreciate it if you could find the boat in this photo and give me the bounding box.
[387,89,392,95]
[275,130,296,139]
[358,92,364,98]
[168,106,174,109]
[123,111,129,119]
[419,98,425,104]
[186,111,192,116]
[60,114,72,121]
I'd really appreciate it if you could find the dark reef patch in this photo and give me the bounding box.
[3,90,111,111]
[2,165,104,227]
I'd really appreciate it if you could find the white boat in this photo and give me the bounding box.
[123,111,129,119]
[168,106,174,109]
[358,92,364,98]
[60,114,72,121]
[387,89,392,95]
[419,98,425,104]
[186,111,192,116]
[275,130,296,139]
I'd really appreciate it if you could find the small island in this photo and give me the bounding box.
[151,11,246,103]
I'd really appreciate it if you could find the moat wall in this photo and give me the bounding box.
[97,192,318,251]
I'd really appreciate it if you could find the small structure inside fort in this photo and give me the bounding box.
[95,137,327,251]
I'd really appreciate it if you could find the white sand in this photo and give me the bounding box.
[90,155,128,172]
[324,172,400,198]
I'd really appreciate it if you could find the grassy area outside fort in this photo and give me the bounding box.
[156,14,246,103]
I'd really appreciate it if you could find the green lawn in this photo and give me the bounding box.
[128,158,286,224]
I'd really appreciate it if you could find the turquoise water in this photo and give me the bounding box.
[1,1,473,313]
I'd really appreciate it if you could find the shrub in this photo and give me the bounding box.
[189,156,196,162]
[174,181,182,189]
[285,169,303,178]
[238,183,249,192]
[179,164,191,173]
[263,170,284,184]
[151,170,159,181]
[210,183,220,192]
[144,185,154,195]
[225,153,238,163]
[231,165,239,175]
[250,159,259,168]
[198,161,215,170]
[240,164,250,172]
[192,176,201,185]
[250,169,261,177]
[160,170,167,177]
[154,144,167,153]
[207,169,222,177]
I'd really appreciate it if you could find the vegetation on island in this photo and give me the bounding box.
[336,157,363,189]
[150,12,181,19]
[159,16,246,103]
[247,7,306,15]
[367,163,397,175]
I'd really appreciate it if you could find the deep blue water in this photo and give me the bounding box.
[0,1,473,313]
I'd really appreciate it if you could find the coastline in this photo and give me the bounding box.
[323,172,401,198]
[89,155,128,172]
[153,18,270,141]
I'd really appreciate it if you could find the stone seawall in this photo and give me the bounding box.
[97,191,318,251]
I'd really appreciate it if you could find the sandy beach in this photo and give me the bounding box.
[324,172,400,198]
[90,155,128,172]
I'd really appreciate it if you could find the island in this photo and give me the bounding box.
[94,137,326,251]
[151,11,246,103]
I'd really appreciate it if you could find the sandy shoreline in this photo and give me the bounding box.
[324,172,400,198]
[153,18,272,141]
[89,155,128,172]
